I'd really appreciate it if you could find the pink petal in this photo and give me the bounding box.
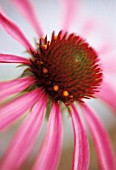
[96,81,116,113]
[0,93,48,170]
[103,63,116,73]
[0,88,44,131]
[101,58,116,73]
[0,53,31,64]
[60,0,77,32]
[80,19,97,37]
[0,8,33,50]
[81,103,116,170]
[70,104,90,170]
[32,102,63,170]
[0,76,35,101]
[97,43,113,57]
[12,0,43,37]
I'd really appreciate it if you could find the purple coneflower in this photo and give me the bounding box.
[0,0,116,170]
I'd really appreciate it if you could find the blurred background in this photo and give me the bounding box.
[0,0,116,169]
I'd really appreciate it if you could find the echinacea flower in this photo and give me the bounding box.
[0,0,116,170]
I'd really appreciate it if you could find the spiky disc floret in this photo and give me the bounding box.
[29,30,102,105]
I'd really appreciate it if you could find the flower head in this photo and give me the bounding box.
[26,31,102,106]
[0,0,116,170]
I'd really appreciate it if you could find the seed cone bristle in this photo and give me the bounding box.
[30,30,102,106]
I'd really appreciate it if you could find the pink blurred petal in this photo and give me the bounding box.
[60,0,77,32]
[33,102,63,170]
[101,57,116,73]
[0,53,31,64]
[0,93,48,170]
[80,19,97,37]
[104,62,116,73]
[0,88,44,131]
[81,104,116,170]
[97,43,113,57]
[12,0,43,37]
[0,76,35,101]
[70,104,90,170]
[96,81,116,113]
[0,8,33,50]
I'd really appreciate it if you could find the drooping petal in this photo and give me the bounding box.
[60,0,77,32]
[101,57,116,73]
[0,76,35,101]
[0,93,48,170]
[70,104,90,170]
[103,62,116,73]
[32,102,63,170]
[0,8,33,50]
[80,19,97,38]
[0,88,43,131]
[97,43,113,57]
[0,53,31,64]
[81,103,116,170]
[12,0,43,37]
[96,81,116,113]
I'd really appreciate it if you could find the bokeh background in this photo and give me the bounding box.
[0,0,116,169]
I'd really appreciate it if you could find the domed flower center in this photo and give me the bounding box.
[30,31,102,106]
